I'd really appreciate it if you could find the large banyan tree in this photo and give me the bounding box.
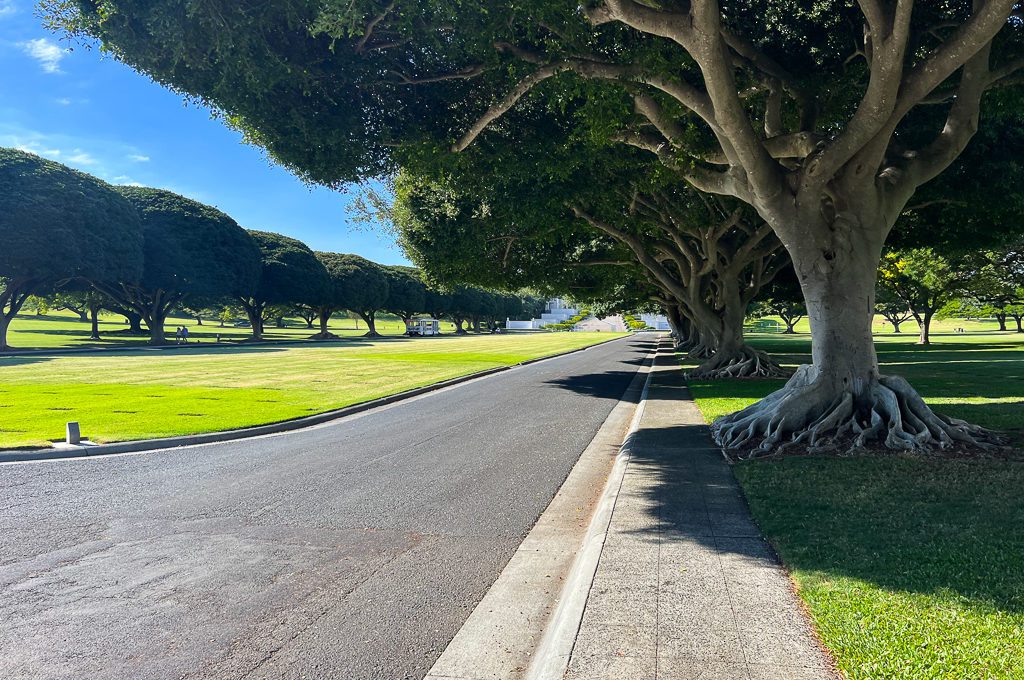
[386,125,791,378]
[54,0,1024,453]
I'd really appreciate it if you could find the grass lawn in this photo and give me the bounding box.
[0,331,625,448]
[686,320,1024,679]
[3,309,448,350]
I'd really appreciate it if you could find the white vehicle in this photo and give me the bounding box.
[405,318,441,336]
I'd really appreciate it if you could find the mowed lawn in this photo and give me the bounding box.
[0,332,625,448]
[4,309,445,350]
[686,320,1024,679]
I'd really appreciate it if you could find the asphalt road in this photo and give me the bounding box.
[0,334,654,680]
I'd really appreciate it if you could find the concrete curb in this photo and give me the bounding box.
[0,334,631,464]
[424,337,657,680]
[523,345,657,680]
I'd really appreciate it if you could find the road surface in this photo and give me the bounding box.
[0,334,653,680]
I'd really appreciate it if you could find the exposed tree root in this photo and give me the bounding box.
[686,342,715,360]
[308,331,339,340]
[687,345,791,380]
[673,336,696,352]
[711,365,999,458]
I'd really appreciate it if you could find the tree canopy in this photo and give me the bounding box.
[95,186,260,344]
[238,230,331,340]
[383,265,427,322]
[0,147,143,348]
[328,253,390,336]
[52,0,1024,453]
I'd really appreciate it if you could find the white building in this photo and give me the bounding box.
[639,313,671,331]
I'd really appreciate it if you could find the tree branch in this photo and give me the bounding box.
[355,0,396,53]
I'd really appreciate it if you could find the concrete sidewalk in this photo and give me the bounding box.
[564,343,836,679]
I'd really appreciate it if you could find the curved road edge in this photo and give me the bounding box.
[0,334,632,465]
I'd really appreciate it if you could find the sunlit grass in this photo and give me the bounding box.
[689,322,1024,442]
[735,457,1024,680]
[685,322,1024,679]
[0,332,625,448]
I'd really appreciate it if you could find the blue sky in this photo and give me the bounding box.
[0,1,408,264]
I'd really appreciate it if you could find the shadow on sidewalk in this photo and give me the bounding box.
[619,357,1024,616]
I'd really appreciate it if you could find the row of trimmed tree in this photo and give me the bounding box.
[50,0,1024,454]
[0,148,539,348]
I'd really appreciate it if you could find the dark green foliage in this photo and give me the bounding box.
[115,187,260,297]
[0,147,143,285]
[0,147,143,348]
[247,230,330,307]
[383,265,426,321]
[50,0,469,186]
[891,114,1024,251]
[238,230,331,339]
[325,253,389,335]
[97,186,261,344]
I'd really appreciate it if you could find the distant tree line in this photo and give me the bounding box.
[0,148,541,349]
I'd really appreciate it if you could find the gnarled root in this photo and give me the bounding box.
[711,365,1000,458]
[308,331,339,340]
[687,345,791,380]
[686,342,715,360]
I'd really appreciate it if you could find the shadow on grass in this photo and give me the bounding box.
[735,454,1024,616]
[0,344,296,364]
[0,357,52,368]
[612,364,1024,649]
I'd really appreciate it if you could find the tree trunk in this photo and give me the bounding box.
[240,300,264,341]
[687,293,788,379]
[782,317,797,334]
[918,310,933,345]
[996,313,1007,331]
[454,318,468,335]
[892,319,902,333]
[1014,315,1023,333]
[311,307,338,340]
[89,308,101,340]
[195,316,203,326]
[147,312,168,345]
[711,232,991,455]
[0,313,10,350]
[359,311,379,337]
[665,305,691,350]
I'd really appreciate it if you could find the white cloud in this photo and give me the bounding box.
[12,141,62,160]
[66,149,98,165]
[0,2,17,19]
[54,97,72,106]
[1,125,159,188]
[127,153,150,162]
[20,38,67,74]
[113,175,145,187]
